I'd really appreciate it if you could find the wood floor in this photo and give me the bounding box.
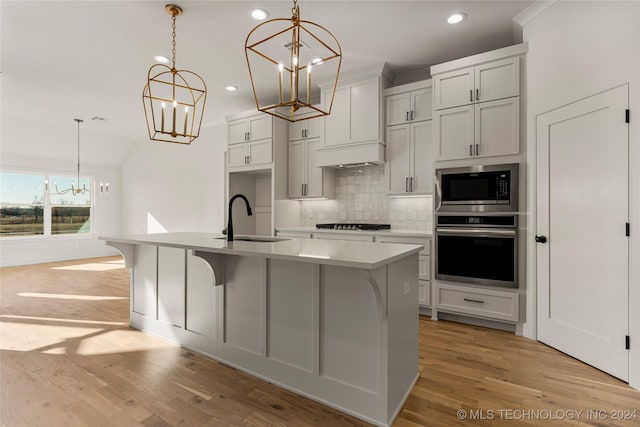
[1,256,638,427]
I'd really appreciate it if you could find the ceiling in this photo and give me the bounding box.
[1,0,533,167]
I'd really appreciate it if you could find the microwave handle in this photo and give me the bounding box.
[437,228,517,237]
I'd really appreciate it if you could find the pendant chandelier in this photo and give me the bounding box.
[143,4,207,144]
[244,0,342,122]
[53,119,89,196]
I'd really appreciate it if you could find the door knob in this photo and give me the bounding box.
[535,235,547,243]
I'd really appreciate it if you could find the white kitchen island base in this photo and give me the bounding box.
[104,233,421,426]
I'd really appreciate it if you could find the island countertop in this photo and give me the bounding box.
[100,231,423,270]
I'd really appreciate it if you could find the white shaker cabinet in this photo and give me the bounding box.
[227,113,272,144]
[385,120,434,194]
[323,77,381,147]
[288,138,335,199]
[433,56,520,110]
[227,139,273,167]
[434,97,519,160]
[386,84,433,126]
[289,116,322,142]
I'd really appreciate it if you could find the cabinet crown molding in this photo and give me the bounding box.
[384,79,432,97]
[430,43,528,76]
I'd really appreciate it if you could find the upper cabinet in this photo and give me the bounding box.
[315,65,391,167]
[384,79,435,196]
[289,114,322,142]
[430,44,526,162]
[288,138,335,199]
[323,77,381,147]
[386,83,433,126]
[228,114,272,144]
[433,56,520,110]
[226,110,287,169]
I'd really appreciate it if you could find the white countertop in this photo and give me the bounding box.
[277,227,432,238]
[101,232,423,270]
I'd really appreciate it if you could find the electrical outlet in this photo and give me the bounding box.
[402,281,410,295]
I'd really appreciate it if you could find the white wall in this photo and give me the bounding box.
[521,0,640,388]
[0,154,121,266]
[120,122,226,235]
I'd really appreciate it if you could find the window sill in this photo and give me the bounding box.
[0,233,98,243]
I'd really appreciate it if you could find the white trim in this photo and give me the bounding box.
[513,1,558,27]
[384,79,432,96]
[430,43,528,76]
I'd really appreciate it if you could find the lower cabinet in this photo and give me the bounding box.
[434,282,519,322]
[376,235,432,308]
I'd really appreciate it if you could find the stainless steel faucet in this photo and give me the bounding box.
[227,194,253,242]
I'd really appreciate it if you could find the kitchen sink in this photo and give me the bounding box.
[215,236,290,243]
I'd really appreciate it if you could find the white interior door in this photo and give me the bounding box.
[536,85,629,381]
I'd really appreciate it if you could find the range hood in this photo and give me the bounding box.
[315,140,385,168]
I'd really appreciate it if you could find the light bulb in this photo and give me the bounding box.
[278,63,284,72]
[447,13,466,24]
[292,56,298,66]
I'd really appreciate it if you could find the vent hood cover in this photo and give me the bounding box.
[315,141,385,168]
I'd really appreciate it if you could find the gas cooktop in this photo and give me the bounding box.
[315,223,391,231]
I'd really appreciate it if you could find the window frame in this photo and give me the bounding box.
[1,169,98,240]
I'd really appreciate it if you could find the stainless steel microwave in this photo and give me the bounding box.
[435,164,519,213]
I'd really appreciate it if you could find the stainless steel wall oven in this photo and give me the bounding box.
[435,215,518,288]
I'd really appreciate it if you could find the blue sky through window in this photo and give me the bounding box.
[0,172,45,205]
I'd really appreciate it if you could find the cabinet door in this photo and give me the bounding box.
[305,138,324,197]
[248,114,272,141]
[418,280,430,307]
[411,87,433,122]
[323,86,349,146]
[288,140,305,198]
[305,116,322,139]
[385,124,411,194]
[475,97,519,158]
[433,67,474,110]
[350,78,380,143]
[385,92,411,126]
[228,119,248,144]
[434,105,474,161]
[248,139,272,164]
[228,143,248,167]
[475,57,519,103]
[289,120,307,142]
[410,120,434,194]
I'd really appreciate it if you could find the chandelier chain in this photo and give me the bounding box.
[292,0,298,17]
[171,14,177,68]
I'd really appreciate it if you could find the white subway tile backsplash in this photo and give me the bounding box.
[299,165,432,230]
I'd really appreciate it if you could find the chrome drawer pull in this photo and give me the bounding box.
[464,298,484,304]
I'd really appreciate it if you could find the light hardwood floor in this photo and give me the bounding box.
[1,256,638,426]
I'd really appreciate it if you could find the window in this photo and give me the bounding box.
[0,172,93,238]
[0,172,45,236]
[50,176,92,235]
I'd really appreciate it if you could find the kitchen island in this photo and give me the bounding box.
[101,232,422,427]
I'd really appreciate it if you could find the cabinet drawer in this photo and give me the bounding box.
[376,235,431,255]
[435,284,518,322]
[418,255,431,281]
[419,280,431,307]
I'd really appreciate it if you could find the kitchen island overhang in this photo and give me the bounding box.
[101,232,422,427]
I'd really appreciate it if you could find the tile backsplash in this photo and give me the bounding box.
[300,166,433,231]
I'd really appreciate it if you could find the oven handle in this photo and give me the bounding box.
[436,228,517,237]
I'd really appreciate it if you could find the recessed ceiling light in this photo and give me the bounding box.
[154,55,170,64]
[250,9,269,20]
[226,85,238,92]
[447,13,466,24]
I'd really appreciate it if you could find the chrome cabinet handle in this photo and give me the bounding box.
[469,90,473,102]
[469,145,473,156]
[475,144,479,156]
[476,89,479,101]
[464,298,484,304]
[405,177,409,192]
